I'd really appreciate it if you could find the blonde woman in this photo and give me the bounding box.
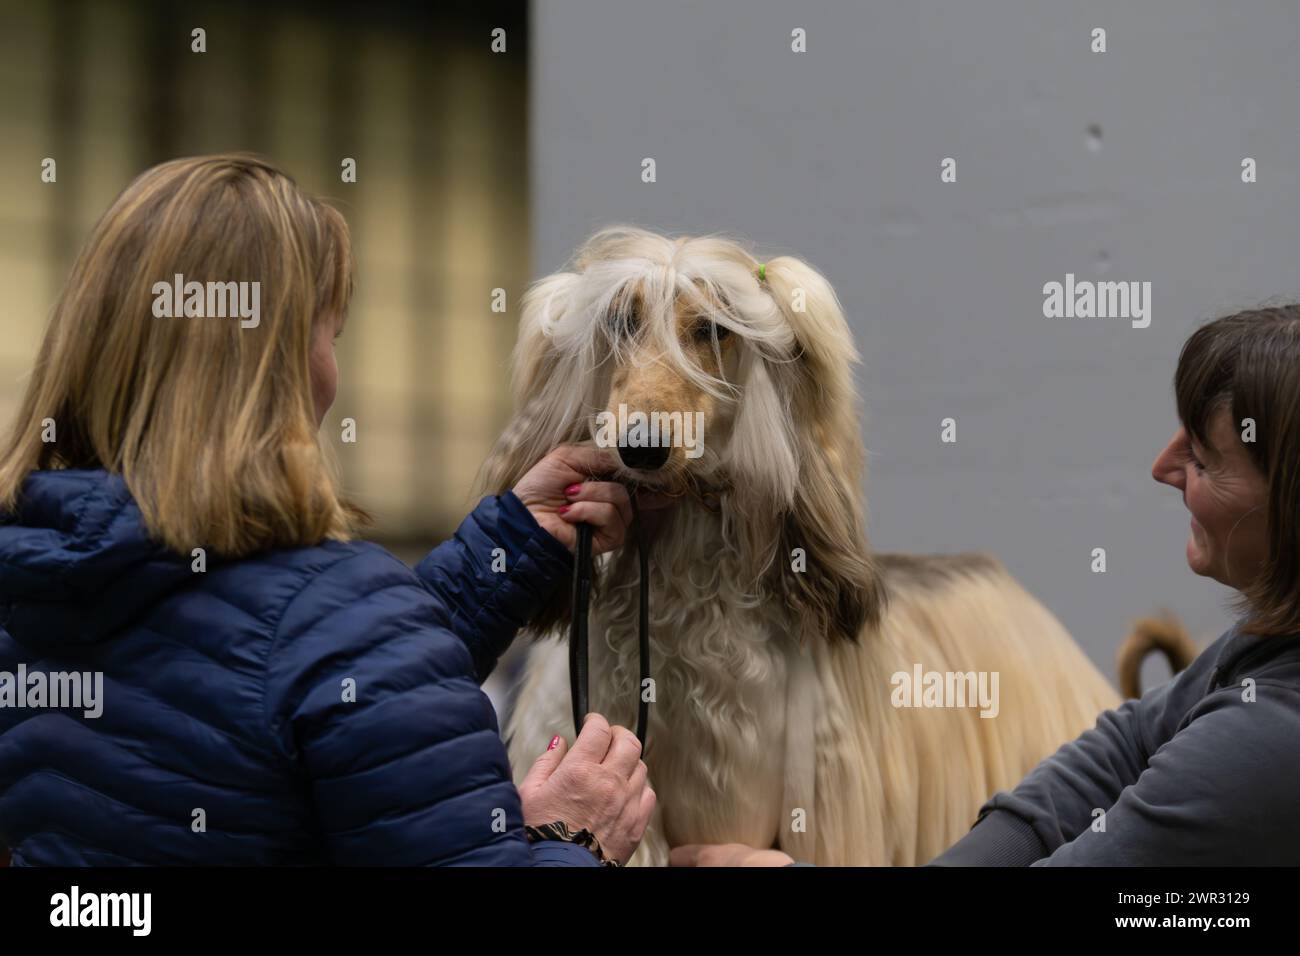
[0,154,657,866]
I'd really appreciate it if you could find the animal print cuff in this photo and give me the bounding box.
[524,821,622,867]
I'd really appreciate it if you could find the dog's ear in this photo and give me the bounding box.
[762,256,886,642]
[479,272,586,495]
[477,271,590,637]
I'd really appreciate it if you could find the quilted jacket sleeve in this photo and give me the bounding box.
[261,497,592,866]
[414,491,573,683]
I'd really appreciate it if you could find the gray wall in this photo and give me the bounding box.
[530,0,1300,687]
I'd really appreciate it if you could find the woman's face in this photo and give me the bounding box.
[1152,406,1269,589]
[309,312,344,427]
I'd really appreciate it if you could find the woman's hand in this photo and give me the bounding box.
[518,713,656,864]
[669,843,796,867]
[512,444,669,554]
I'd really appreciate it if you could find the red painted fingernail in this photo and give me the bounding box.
[557,505,570,515]
[547,735,561,751]
[564,483,582,496]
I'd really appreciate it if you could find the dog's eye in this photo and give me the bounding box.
[610,310,640,338]
[693,320,730,342]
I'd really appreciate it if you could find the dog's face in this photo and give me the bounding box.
[599,285,742,495]
[482,227,885,641]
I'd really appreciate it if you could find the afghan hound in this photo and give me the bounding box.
[482,226,1121,866]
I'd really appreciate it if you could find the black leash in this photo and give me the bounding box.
[569,486,650,748]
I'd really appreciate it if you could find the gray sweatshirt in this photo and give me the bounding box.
[928,623,1300,865]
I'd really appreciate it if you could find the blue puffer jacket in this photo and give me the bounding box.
[0,468,595,866]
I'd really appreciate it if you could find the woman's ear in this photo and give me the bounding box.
[763,256,886,642]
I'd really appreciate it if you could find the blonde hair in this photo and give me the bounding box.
[0,153,360,556]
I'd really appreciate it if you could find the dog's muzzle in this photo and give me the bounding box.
[569,485,651,748]
[616,441,669,472]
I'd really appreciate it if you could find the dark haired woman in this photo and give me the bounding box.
[677,307,1300,866]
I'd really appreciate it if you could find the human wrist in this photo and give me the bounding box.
[524,820,621,867]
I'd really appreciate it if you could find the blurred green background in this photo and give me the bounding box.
[0,0,531,555]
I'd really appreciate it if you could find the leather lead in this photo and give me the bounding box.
[570,486,650,748]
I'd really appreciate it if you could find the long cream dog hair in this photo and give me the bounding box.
[482,227,1119,865]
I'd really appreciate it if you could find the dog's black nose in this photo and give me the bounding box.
[618,442,670,471]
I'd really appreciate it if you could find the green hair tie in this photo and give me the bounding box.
[757,263,766,282]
